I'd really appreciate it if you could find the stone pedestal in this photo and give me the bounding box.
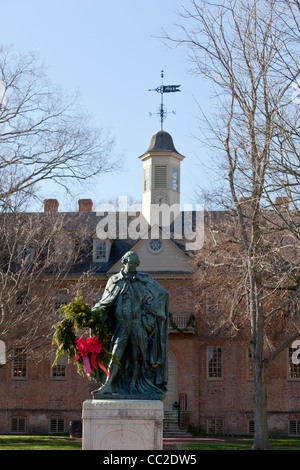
[82,399,163,450]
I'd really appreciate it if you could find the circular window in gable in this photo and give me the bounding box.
[148,239,164,253]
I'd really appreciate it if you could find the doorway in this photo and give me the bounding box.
[164,350,178,409]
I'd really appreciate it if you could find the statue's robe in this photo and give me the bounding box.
[92,269,169,399]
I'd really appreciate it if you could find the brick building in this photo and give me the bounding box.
[0,129,299,436]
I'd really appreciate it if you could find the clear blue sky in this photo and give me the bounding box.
[1,0,214,211]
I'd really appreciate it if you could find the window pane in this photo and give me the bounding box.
[11,417,26,433]
[13,349,27,378]
[289,419,300,436]
[51,351,67,379]
[207,418,224,434]
[50,418,65,433]
[208,347,223,378]
[172,168,178,190]
[95,241,106,260]
[289,347,300,379]
[248,348,253,379]
[0,340,6,365]
[53,289,69,313]
[144,167,150,191]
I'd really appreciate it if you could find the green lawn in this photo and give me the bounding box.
[177,437,300,450]
[0,434,299,450]
[0,434,82,450]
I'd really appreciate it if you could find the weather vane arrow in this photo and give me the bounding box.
[148,70,181,130]
[149,84,181,94]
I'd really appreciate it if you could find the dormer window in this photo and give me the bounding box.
[95,240,106,260]
[18,244,35,265]
[93,237,112,263]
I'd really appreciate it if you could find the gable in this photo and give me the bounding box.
[107,232,193,275]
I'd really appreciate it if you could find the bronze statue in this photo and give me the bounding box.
[91,251,169,400]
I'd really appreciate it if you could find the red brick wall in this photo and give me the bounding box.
[1,277,299,435]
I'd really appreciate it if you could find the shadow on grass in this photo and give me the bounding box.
[0,435,82,450]
[176,437,300,451]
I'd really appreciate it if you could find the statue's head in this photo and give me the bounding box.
[122,251,140,274]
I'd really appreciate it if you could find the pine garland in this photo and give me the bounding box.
[52,291,113,382]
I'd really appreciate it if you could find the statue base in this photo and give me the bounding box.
[92,391,155,400]
[82,399,164,450]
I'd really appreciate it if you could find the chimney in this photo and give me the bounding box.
[78,199,93,212]
[44,199,59,212]
[275,196,289,211]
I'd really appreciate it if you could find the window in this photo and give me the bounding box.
[12,348,27,379]
[94,240,107,262]
[154,165,167,188]
[51,350,67,379]
[207,418,224,434]
[172,167,179,190]
[144,167,150,191]
[288,347,300,379]
[50,417,65,434]
[55,232,74,265]
[16,290,30,315]
[53,289,69,313]
[148,239,163,253]
[207,346,223,379]
[10,417,26,433]
[248,420,255,434]
[247,348,253,380]
[289,420,300,436]
[0,340,6,365]
[93,238,111,263]
[18,245,35,265]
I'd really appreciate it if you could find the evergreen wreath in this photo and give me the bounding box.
[52,291,114,382]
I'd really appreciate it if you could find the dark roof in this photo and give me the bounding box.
[1,209,216,276]
[146,130,179,154]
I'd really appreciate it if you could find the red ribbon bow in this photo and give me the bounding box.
[75,337,109,377]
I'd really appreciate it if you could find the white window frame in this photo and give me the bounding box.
[93,239,108,262]
[207,346,223,380]
[10,416,26,434]
[207,417,224,434]
[288,347,300,380]
[51,350,67,380]
[172,167,179,190]
[53,289,69,313]
[0,340,6,365]
[144,166,150,191]
[50,417,65,434]
[289,419,300,436]
[12,348,27,380]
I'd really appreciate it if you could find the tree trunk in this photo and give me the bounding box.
[249,269,271,450]
[252,357,270,449]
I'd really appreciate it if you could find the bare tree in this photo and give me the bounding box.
[0,210,97,363]
[165,0,300,449]
[0,45,118,210]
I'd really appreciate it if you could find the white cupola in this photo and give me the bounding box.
[138,130,185,224]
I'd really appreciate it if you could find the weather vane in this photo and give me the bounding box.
[148,70,181,130]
